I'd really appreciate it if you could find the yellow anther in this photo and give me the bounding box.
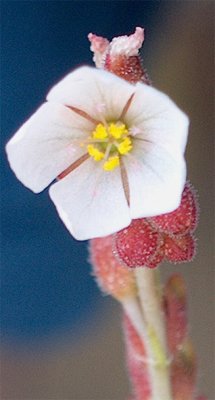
[118,137,133,155]
[108,122,128,139]
[92,123,108,140]
[85,121,132,171]
[87,144,104,161]
[103,155,120,171]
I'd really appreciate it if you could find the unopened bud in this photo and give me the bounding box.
[89,236,136,300]
[88,27,150,84]
[164,233,196,263]
[164,274,187,353]
[149,182,199,236]
[114,219,163,269]
[171,339,197,400]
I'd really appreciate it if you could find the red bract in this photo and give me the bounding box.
[149,182,198,236]
[114,219,162,268]
[145,242,165,269]
[114,182,198,269]
[164,234,195,263]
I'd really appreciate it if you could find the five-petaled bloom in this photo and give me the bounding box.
[6,65,189,240]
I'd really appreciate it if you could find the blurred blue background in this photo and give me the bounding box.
[1,1,214,399]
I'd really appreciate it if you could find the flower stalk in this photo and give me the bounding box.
[90,232,203,399]
[90,236,173,399]
[134,268,172,400]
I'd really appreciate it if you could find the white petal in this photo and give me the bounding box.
[49,158,131,240]
[125,83,189,155]
[47,66,135,122]
[6,102,93,193]
[125,140,186,218]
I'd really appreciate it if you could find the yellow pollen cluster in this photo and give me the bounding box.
[86,121,132,171]
[92,124,108,140]
[118,137,132,155]
[103,156,120,171]
[87,144,104,161]
[108,123,128,139]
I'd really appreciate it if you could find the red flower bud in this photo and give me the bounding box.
[90,236,136,300]
[149,182,199,236]
[171,339,197,400]
[164,234,196,263]
[114,219,162,268]
[104,54,149,84]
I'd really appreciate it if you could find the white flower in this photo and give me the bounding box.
[6,66,189,240]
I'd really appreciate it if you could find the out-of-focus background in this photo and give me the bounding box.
[1,1,214,399]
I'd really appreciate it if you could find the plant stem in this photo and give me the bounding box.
[122,295,149,346]
[135,268,173,400]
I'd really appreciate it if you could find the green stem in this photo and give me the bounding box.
[135,268,173,400]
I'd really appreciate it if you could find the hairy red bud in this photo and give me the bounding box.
[90,236,136,300]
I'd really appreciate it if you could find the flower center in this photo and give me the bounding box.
[86,121,133,171]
